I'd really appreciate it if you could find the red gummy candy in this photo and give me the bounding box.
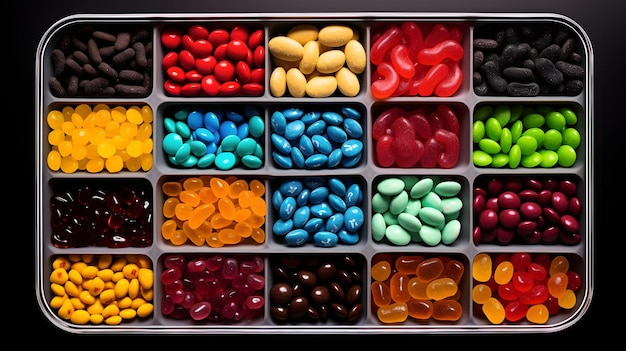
[417,39,464,66]
[372,62,400,99]
[376,134,395,167]
[372,107,404,140]
[423,23,450,48]
[371,25,403,65]
[418,63,449,96]
[433,129,459,168]
[401,21,424,60]
[435,60,463,98]
[390,44,415,79]
[390,117,416,158]
[435,104,460,135]
[421,137,444,168]
[394,139,424,167]
[407,111,432,141]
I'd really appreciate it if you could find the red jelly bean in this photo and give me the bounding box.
[167,66,185,82]
[178,50,196,70]
[418,63,449,96]
[423,23,450,48]
[372,62,400,99]
[181,82,202,96]
[162,27,182,49]
[230,25,250,42]
[407,111,432,140]
[417,39,464,65]
[201,75,220,96]
[208,29,230,46]
[433,129,459,168]
[435,60,463,97]
[371,25,403,65]
[390,44,415,79]
[248,29,264,49]
[504,300,528,322]
[420,137,444,168]
[401,21,424,60]
[188,25,209,40]
[376,134,395,167]
[162,51,179,69]
[191,39,213,58]
[372,107,403,140]
[435,104,460,135]
[227,39,249,61]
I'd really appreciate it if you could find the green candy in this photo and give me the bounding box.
[434,181,462,197]
[441,219,461,245]
[377,178,404,196]
[473,150,492,166]
[545,111,566,131]
[539,150,559,167]
[493,104,511,126]
[508,144,521,168]
[397,213,422,233]
[522,112,545,129]
[418,225,442,246]
[522,127,545,148]
[485,117,502,140]
[385,224,411,245]
[559,107,578,125]
[403,199,421,216]
[479,138,501,154]
[371,193,390,213]
[390,191,409,215]
[557,145,577,167]
[474,105,493,121]
[516,135,538,155]
[510,120,524,143]
[473,120,486,143]
[543,129,563,150]
[410,178,434,199]
[418,207,445,228]
[421,192,443,211]
[500,128,513,153]
[563,128,581,149]
[521,152,542,168]
[492,153,510,168]
[371,213,386,241]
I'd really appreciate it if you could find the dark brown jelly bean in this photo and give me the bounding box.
[49,26,153,97]
[270,255,364,324]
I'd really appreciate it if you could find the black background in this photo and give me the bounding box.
[17,0,619,344]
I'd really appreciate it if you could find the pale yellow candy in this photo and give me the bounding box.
[299,40,320,75]
[270,66,287,97]
[335,67,360,97]
[318,24,354,47]
[286,24,319,45]
[344,39,367,74]
[268,36,304,61]
[316,49,346,74]
[305,76,337,98]
[286,67,307,97]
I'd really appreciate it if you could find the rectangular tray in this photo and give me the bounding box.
[35,12,594,334]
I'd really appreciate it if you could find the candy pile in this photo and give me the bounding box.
[372,104,461,168]
[270,106,364,169]
[472,253,581,324]
[49,26,153,97]
[372,176,463,246]
[161,176,266,247]
[473,176,582,245]
[370,22,464,99]
[268,23,366,97]
[371,254,465,323]
[271,177,364,247]
[47,104,153,173]
[162,106,265,170]
[472,104,581,168]
[48,254,154,325]
[160,254,265,322]
[269,254,364,323]
[50,180,153,248]
[160,24,265,96]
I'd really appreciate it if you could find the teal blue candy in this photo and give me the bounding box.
[403,199,421,216]
[241,155,262,168]
[326,125,348,143]
[473,150,492,167]
[328,194,347,212]
[321,111,344,125]
[434,181,461,197]
[344,206,364,231]
[282,107,304,120]
[328,178,347,196]
[284,120,306,140]
[499,127,513,153]
[557,145,577,167]
[397,213,422,232]
[418,207,445,228]
[343,118,363,138]
[390,191,409,215]
[341,106,362,120]
[377,178,405,196]
[164,117,176,133]
[203,111,220,132]
[313,231,339,247]
[285,229,309,246]
[479,138,501,154]
[473,120,486,143]
[441,219,461,245]
[175,121,191,138]
[345,183,362,206]
[409,178,434,199]
[196,153,216,168]
[371,193,390,213]
[508,144,521,168]
[562,128,581,149]
[384,224,411,245]
[312,135,332,154]
[338,229,359,245]
[304,154,328,168]
[301,111,321,124]
[521,152,542,168]
[516,135,538,155]
[421,192,443,211]
[174,109,189,121]
[215,152,236,170]
[235,137,257,156]
[539,150,559,167]
[179,154,198,167]
[248,115,265,137]
[491,153,510,168]
[189,140,207,157]
[493,104,511,127]
[341,139,363,158]
[543,129,563,150]
[485,117,502,141]
[163,133,184,155]
[174,142,191,163]
[220,135,241,152]
[419,225,441,246]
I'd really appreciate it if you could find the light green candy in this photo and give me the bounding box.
[418,207,445,228]
[562,128,581,149]
[473,120,486,143]
[400,175,419,191]
[516,135,538,155]
[383,211,399,225]
[403,199,421,216]
[410,178,434,199]
[557,145,577,167]
[492,153,510,168]
[522,128,544,148]
[500,128,513,153]
[397,212,422,232]
[390,191,409,215]
[434,181,462,197]
[441,219,461,245]
[421,192,443,211]
[377,178,405,196]
[539,150,559,167]
[545,111,566,131]
[419,225,442,246]
[510,120,524,143]
[522,112,545,129]
[543,129,563,150]
[521,152,542,168]
[508,144,521,168]
[441,197,463,215]
[485,117,502,140]
[479,138,501,154]
[371,213,386,241]
[385,224,411,245]
[371,193,390,213]
[559,107,578,125]
[473,150,492,167]
[493,104,511,126]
